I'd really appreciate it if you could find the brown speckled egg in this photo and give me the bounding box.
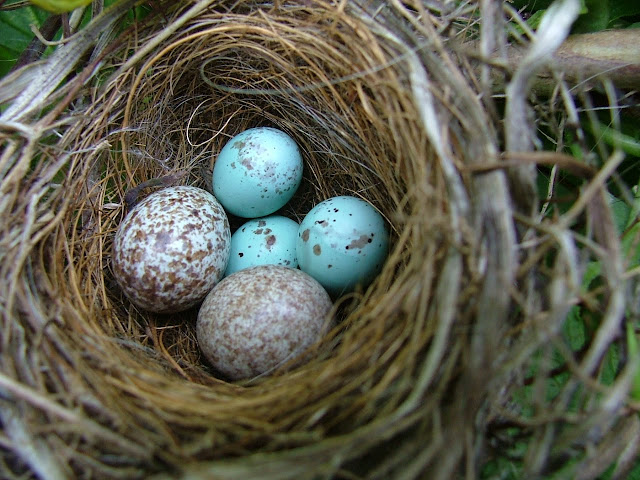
[112,186,230,313]
[196,265,334,380]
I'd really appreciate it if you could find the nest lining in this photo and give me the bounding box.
[0,1,635,479]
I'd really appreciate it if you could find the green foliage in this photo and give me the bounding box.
[626,322,640,400]
[0,1,151,78]
[592,124,640,158]
[572,0,611,33]
[513,0,640,32]
[630,459,640,480]
[0,5,48,77]
[609,0,640,25]
[492,139,639,479]
[564,304,587,350]
[481,456,522,480]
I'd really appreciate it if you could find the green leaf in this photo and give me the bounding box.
[481,456,521,480]
[591,124,640,157]
[609,0,640,23]
[628,459,640,480]
[525,10,547,31]
[626,322,640,400]
[564,305,587,351]
[627,184,640,231]
[606,191,632,235]
[622,221,640,269]
[511,0,588,15]
[510,0,555,12]
[600,343,620,386]
[583,261,602,288]
[0,6,49,77]
[621,185,640,268]
[572,0,610,33]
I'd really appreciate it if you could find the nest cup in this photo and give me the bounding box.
[1,1,634,478]
[108,4,449,383]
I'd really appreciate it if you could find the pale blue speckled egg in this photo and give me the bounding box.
[296,196,389,296]
[225,215,299,276]
[212,127,303,218]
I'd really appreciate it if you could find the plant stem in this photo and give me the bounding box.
[503,29,640,92]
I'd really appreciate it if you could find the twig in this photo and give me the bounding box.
[123,171,187,209]
[11,15,62,72]
[466,151,597,179]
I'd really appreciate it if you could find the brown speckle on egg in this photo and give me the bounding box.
[266,235,276,248]
[112,186,230,313]
[196,265,334,380]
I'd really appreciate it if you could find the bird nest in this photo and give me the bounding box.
[1,0,637,478]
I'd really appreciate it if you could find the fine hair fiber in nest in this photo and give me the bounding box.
[0,0,637,479]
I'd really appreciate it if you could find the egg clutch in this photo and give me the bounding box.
[112,126,390,380]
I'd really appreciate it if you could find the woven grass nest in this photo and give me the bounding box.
[1,0,638,478]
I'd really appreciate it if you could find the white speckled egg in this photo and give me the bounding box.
[196,265,334,380]
[212,127,303,218]
[112,186,230,313]
[296,196,389,296]
[225,215,299,276]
